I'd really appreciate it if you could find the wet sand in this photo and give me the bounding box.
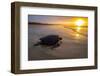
[28,24,88,60]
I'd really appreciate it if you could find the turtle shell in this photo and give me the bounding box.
[40,35,62,45]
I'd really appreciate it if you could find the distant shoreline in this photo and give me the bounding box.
[28,22,88,27]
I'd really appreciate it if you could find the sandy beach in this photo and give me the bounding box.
[28,24,88,60]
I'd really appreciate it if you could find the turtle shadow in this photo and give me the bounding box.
[33,39,62,50]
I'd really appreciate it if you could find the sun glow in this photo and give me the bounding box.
[75,19,85,26]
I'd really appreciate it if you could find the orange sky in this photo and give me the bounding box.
[62,17,88,27]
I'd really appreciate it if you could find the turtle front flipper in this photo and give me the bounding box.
[50,43,60,50]
[34,42,41,46]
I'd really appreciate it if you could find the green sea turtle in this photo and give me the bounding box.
[34,35,62,49]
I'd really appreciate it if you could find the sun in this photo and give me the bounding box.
[75,19,85,26]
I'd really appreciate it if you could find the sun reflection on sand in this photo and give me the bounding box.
[76,27,81,32]
[76,34,80,37]
[74,19,85,38]
[75,26,82,38]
